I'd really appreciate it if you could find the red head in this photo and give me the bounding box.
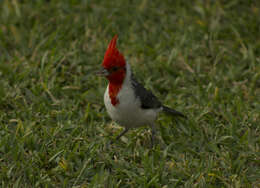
[98,35,127,106]
[101,35,126,84]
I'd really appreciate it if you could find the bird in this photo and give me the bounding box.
[97,35,186,147]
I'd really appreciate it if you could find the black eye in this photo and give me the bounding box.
[111,67,119,72]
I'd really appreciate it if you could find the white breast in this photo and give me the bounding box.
[104,63,161,129]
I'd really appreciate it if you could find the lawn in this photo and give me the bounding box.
[0,0,260,187]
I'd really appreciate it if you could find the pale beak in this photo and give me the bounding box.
[96,67,109,76]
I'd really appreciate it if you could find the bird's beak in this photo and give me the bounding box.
[96,67,109,76]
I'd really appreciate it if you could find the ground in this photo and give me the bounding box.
[0,0,259,187]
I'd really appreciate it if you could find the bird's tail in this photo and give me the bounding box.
[162,106,186,119]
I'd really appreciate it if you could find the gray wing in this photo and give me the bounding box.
[131,74,162,109]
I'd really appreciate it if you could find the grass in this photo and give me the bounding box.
[0,0,260,187]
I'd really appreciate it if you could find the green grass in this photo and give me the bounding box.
[0,0,260,187]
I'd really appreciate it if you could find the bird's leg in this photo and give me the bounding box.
[116,128,129,140]
[151,123,157,148]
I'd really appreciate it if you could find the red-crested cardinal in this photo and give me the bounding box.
[98,35,186,146]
